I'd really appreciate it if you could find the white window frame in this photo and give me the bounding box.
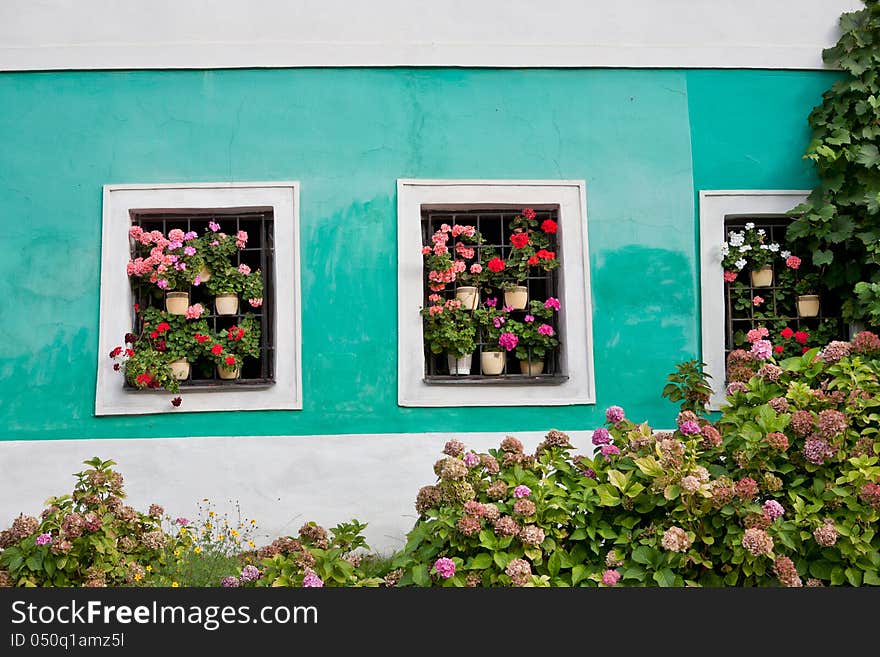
[95,182,302,415]
[397,179,595,407]
[699,189,809,410]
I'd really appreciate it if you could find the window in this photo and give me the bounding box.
[699,190,811,409]
[96,182,301,415]
[397,179,595,407]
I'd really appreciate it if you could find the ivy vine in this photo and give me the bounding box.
[787,0,880,324]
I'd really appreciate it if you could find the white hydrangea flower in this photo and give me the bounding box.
[735,258,747,270]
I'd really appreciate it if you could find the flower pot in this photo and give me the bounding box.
[217,364,241,380]
[504,285,529,310]
[797,294,820,318]
[215,294,239,315]
[165,291,190,315]
[750,266,773,288]
[480,351,505,375]
[168,358,190,381]
[447,353,472,375]
[197,266,211,283]
[455,286,480,311]
[519,359,545,375]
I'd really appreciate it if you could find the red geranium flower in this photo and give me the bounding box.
[109,346,122,358]
[802,346,811,354]
[522,208,536,220]
[134,303,140,313]
[541,219,557,234]
[171,397,182,407]
[211,344,223,355]
[156,322,171,334]
[156,340,167,352]
[136,373,152,386]
[224,356,236,366]
[527,255,539,266]
[113,363,120,371]
[510,233,530,249]
[774,345,784,354]
[780,327,794,340]
[149,331,159,339]
[487,257,506,273]
[194,333,210,344]
[124,349,135,358]
[795,331,809,345]
[227,326,245,341]
[536,249,556,260]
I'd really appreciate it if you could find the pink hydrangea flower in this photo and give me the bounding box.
[601,445,621,460]
[513,485,532,498]
[602,569,621,586]
[175,517,189,526]
[679,420,701,436]
[605,406,625,423]
[302,571,324,587]
[750,339,773,361]
[762,500,785,521]
[433,557,456,579]
[35,533,52,546]
[463,452,480,468]
[591,428,611,446]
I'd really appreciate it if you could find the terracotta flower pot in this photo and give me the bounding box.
[215,294,239,315]
[455,286,480,311]
[168,358,190,381]
[519,359,545,375]
[750,266,773,288]
[480,351,505,375]
[504,285,528,310]
[217,363,240,380]
[165,291,190,315]
[797,294,820,318]
[447,354,472,375]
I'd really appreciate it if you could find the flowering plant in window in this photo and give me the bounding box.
[202,315,262,372]
[108,307,212,397]
[204,262,264,306]
[420,297,477,358]
[421,224,482,292]
[503,298,561,361]
[720,222,782,278]
[500,208,560,289]
[473,299,511,352]
[127,226,207,295]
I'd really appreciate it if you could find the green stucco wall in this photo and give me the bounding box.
[0,68,836,440]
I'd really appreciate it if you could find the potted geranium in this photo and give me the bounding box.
[421,223,482,309]
[504,298,561,374]
[720,223,782,287]
[127,226,206,314]
[498,208,560,309]
[421,296,477,375]
[204,315,261,380]
[205,263,264,315]
[473,298,510,375]
[795,272,821,317]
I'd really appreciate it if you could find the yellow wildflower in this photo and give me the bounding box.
[173,549,181,557]
[179,527,187,535]
[231,530,239,537]
[171,582,179,588]
[134,573,143,582]
[209,511,215,518]
[194,546,202,554]
[248,541,255,548]
[145,565,152,572]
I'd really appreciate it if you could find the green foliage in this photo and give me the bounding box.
[421,300,477,358]
[206,315,262,370]
[205,265,264,299]
[0,458,188,587]
[786,0,880,323]
[473,303,510,351]
[502,211,559,286]
[662,359,712,415]
[505,299,560,361]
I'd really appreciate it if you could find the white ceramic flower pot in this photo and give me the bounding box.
[797,294,820,318]
[217,364,241,380]
[447,353,472,375]
[519,359,545,375]
[165,291,190,315]
[750,267,773,288]
[215,294,239,315]
[481,351,505,375]
[504,285,528,310]
[455,286,480,311]
[169,358,190,380]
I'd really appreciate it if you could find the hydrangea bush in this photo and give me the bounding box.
[0,458,189,587]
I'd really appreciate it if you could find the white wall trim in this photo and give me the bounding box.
[698,190,809,410]
[0,0,859,72]
[397,179,595,407]
[96,182,302,415]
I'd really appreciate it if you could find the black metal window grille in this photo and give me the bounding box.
[421,208,568,385]
[130,210,275,389]
[723,215,843,361]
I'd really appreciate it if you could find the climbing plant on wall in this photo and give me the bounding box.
[787,0,880,325]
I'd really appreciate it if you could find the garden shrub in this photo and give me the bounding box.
[0,458,188,587]
[394,332,880,586]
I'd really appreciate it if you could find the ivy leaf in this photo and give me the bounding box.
[813,249,834,267]
[828,215,855,243]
